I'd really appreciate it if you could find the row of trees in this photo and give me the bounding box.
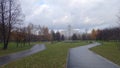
[96,27,120,41]
[51,31,65,41]
[68,28,119,41]
[0,20,66,50]
[0,0,65,50]
[0,0,23,49]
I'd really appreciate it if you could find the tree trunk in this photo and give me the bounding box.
[3,42,8,50]
[1,1,7,50]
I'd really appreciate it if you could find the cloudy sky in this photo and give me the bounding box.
[20,0,120,31]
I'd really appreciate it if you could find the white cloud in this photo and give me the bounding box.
[84,17,104,25]
[84,17,91,24]
[34,4,49,15]
[53,15,72,25]
[27,4,50,21]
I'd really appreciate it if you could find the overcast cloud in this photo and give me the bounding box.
[20,0,120,31]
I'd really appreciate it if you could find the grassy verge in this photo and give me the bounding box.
[90,41,120,66]
[0,42,39,56]
[1,41,88,68]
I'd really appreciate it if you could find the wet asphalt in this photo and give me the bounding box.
[67,42,120,68]
[0,44,46,66]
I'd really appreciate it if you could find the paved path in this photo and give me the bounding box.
[67,42,120,68]
[0,44,46,66]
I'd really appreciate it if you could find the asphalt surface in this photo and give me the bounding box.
[67,42,120,68]
[0,44,46,66]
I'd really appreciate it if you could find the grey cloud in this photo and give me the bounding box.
[20,0,120,31]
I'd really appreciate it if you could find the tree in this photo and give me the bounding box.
[27,23,34,45]
[11,27,21,47]
[117,10,120,40]
[81,33,86,40]
[91,29,98,40]
[38,26,51,41]
[51,30,56,40]
[43,27,51,41]
[50,30,56,43]
[0,0,23,49]
[55,31,61,41]
[72,34,78,40]
[0,23,2,42]
[61,35,65,41]
[20,27,27,46]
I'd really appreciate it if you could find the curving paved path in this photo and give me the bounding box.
[67,42,120,68]
[0,44,46,66]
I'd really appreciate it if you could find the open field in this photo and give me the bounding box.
[90,41,120,66]
[0,42,39,56]
[1,41,88,68]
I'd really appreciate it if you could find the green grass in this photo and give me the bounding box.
[0,42,39,56]
[90,41,120,66]
[1,41,88,68]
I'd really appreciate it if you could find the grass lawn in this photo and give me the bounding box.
[90,41,120,66]
[1,41,88,68]
[0,42,39,56]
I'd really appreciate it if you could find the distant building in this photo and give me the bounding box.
[60,25,80,40]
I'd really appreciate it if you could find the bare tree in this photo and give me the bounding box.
[116,10,120,50]
[0,22,2,42]
[0,0,23,49]
[27,23,34,45]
